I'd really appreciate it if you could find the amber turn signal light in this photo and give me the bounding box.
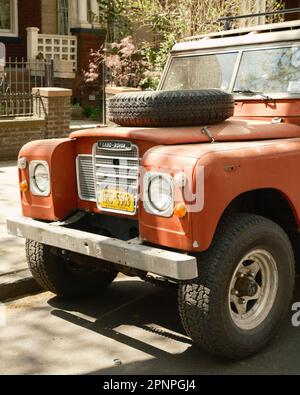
[20,180,29,193]
[174,203,187,218]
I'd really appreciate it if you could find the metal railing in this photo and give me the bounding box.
[0,58,53,118]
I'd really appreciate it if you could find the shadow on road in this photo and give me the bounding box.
[47,277,300,375]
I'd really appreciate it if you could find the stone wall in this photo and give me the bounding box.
[0,118,46,161]
[0,88,72,161]
[32,87,72,138]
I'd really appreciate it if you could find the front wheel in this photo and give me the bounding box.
[178,214,295,359]
[26,240,118,298]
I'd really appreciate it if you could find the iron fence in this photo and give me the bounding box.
[0,58,53,118]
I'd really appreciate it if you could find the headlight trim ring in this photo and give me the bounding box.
[143,172,174,218]
[29,160,51,197]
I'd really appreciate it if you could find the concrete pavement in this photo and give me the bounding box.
[70,120,101,132]
[1,277,300,374]
[0,162,41,300]
[0,162,25,275]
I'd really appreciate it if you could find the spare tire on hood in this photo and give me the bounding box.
[108,89,234,127]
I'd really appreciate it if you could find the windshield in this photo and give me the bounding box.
[162,52,238,91]
[234,47,300,94]
[162,45,300,95]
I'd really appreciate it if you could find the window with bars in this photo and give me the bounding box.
[58,0,69,35]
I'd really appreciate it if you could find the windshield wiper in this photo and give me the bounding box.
[233,89,275,103]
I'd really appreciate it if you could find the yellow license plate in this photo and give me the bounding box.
[99,189,135,213]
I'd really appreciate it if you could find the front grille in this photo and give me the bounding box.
[94,141,140,215]
[76,155,96,201]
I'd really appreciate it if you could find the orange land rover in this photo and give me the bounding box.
[7,17,300,359]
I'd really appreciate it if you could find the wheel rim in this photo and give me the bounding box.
[228,249,278,330]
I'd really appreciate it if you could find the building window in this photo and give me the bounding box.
[58,0,69,35]
[0,0,18,36]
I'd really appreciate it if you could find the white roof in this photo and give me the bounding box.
[173,20,300,53]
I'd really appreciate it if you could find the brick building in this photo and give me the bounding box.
[1,0,300,106]
[0,0,105,103]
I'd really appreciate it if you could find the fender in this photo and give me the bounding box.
[193,137,300,251]
[140,137,300,252]
[18,138,77,221]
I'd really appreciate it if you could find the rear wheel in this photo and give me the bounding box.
[26,240,118,298]
[178,214,295,359]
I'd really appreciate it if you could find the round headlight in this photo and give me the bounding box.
[34,163,50,193]
[148,174,173,212]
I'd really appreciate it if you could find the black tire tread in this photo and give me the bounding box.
[109,89,234,127]
[26,240,57,293]
[178,213,295,359]
[26,240,117,298]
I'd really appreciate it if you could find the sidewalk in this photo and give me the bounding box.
[0,162,41,300]
[70,120,102,132]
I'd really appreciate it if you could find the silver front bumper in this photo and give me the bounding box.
[7,216,198,281]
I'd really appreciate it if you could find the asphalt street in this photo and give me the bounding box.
[1,162,300,375]
[1,276,300,375]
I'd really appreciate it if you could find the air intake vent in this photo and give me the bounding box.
[93,141,139,215]
[76,155,96,201]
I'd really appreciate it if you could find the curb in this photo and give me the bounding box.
[0,269,42,301]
